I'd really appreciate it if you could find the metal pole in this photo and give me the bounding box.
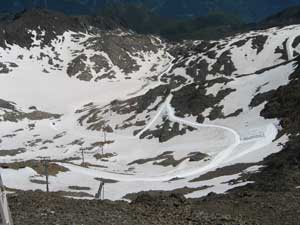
[95,181,104,200]
[81,148,85,164]
[45,161,49,193]
[102,183,105,200]
[0,173,13,225]
[41,157,50,193]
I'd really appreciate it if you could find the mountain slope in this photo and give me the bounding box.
[2,0,300,22]
[0,9,300,202]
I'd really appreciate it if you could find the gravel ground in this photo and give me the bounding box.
[7,189,300,225]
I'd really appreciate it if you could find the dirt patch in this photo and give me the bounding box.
[0,148,26,156]
[79,162,108,169]
[1,110,61,122]
[94,153,116,160]
[56,191,94,198]
[139,118,195,142]
[0,160,69,176]
[124,186,212,202]
[30,179,48,185]
[128,151,208,167]
[190,163,257,182]
[94,178,119,184]
[68,186,91,191]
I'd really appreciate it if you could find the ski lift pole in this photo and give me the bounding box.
[0,174,13,225]
[95,180,105,200]
[81,148,85,164]
[102,183,105,200]
[41,157,50,193]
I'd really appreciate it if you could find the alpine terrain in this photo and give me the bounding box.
[0,6,300,225]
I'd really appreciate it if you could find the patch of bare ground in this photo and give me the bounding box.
[0,160,69,176]
[189,163,258,182]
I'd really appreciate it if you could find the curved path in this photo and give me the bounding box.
[59,56,278,183]
[61,94,246,182]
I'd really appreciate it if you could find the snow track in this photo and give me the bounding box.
[61,94,277,182]
[1,24,295,199]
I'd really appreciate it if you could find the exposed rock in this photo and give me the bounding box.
[0,98,15,110]
[0,160,69,176]
[251,35,268,54]
[128,151,207,167]
[211,50,236,76]
[140,119,195,142]
[0,148,26,156]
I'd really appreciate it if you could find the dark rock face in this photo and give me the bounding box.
[67,54,88,78]
[171,83,235,121]
[230,38,250,47]
[240,58,300,192]
[90,54,110,74]
[251,35,268,54]
[0,99,16,110]
[0,8,165,84]
[275,38,289,60]
[78,85,170,133]
[140,118,195,143]
[171,84,214,117]
[65,31,163,82]
[186,59,209,82]
[0,62,11,73]
[211,50,236,76]
[249,90,276,108]
[292,36,300,48]
[128,151,207,167]
[261,60,300,135]
[83,32,161,75]
[0,103,61,122]
[190,163,257,182]
[0,9,120,49]
[0,9,85,49]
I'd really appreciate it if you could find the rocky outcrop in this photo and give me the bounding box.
[0,99,16,110]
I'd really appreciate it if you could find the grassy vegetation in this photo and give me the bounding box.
[98,4,245,41]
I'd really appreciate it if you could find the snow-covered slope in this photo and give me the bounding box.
[0,10,299,200]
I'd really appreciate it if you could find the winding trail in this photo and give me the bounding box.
[59,50,279,183]
[61,94,246,182]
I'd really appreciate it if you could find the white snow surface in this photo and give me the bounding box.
[0,25,298,200]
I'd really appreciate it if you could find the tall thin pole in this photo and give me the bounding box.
[95,181,104,200]
[0,173,13,225]
[102,183,105,200]
[81,148,85,164]
[41,157,50,193]
[45,162,49,193]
